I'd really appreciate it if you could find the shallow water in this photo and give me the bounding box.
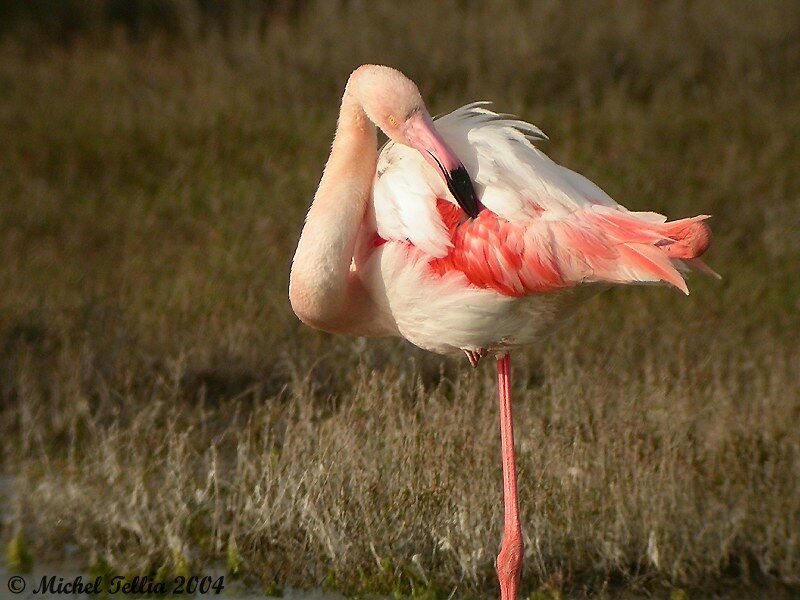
[0,566,345,599]
[0,476,343,599]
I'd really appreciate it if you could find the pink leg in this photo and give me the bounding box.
[496,353,523,600]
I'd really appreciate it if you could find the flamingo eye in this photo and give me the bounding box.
[387,114,399,128]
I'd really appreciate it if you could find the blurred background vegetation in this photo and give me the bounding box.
[0,1,799,598]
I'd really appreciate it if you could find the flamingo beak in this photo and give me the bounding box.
[403,111,482,218]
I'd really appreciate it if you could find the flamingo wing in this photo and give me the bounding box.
[372,104,713,297]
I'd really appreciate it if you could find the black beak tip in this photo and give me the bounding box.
[446,165,481,219]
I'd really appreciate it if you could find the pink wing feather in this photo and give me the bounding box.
[428,201,712,297]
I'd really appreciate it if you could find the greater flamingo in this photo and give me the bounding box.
[289,65,713,599]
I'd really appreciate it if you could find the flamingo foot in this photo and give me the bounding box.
[463,347,488,368]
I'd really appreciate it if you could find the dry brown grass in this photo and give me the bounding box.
[1,1,799,597]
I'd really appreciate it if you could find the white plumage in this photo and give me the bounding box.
[354,103,712,355]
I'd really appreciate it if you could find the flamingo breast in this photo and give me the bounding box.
[360,240,604,356]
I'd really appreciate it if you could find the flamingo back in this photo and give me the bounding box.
[372,104,714,298]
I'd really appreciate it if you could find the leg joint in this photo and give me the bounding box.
[497,532,524,577]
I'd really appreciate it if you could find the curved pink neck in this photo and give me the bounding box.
[289,79,379,333]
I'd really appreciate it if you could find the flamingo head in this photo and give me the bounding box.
[349,65,481,218]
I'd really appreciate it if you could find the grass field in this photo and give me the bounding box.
[1,1,799,598]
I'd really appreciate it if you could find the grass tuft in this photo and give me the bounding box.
[4,532,32,573]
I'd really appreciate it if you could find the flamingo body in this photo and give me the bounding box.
[289,66,713,600]
[352,103,712,357]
